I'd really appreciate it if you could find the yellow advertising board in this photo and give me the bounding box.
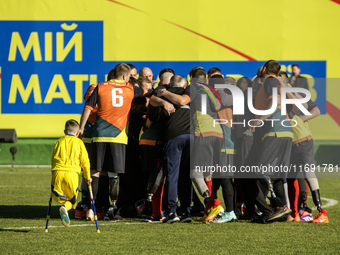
[0,0,339,139]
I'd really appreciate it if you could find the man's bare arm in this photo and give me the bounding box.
[149,96,176,115]
[301,106,320,122]
[77,107,91,138]
[157,89,190,106]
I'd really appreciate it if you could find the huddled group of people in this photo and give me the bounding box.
[50,61,329,227]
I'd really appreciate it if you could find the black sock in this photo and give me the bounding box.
[273,180,286,207]
[220,178,234,212]
[97,175,109,212]
[297,179,307,206]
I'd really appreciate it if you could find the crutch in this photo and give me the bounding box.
[88,180,100,233]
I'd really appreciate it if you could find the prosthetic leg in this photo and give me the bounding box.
[147,169,164,202]
[104,172,119,220]
[135,167,165,222]
[259,175,276,198]
[191,175,210,199]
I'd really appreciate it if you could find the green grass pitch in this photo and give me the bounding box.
[0,166,339,254]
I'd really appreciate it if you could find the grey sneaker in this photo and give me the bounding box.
[267,205,292,222]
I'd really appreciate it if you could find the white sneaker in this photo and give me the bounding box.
[59,206,70,227]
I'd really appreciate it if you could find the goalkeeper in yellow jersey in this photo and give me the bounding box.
[51,119,91,227]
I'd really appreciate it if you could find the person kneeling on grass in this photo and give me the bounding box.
[50,119,91,227]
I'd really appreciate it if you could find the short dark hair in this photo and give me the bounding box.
[107,63,131,80]
[127,63,136,70]
[191,68,207,84]
[65,119,79,134]
[159,68,175,78]
[208,67,222,76]
[291,64,300,69]
[189,66,204,78]
[256,66,264,78]
[264,60,281,76]
[193,68,206,79]
[107,69,114,81]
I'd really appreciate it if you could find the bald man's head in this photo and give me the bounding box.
[139,67,153,81]
[159,72,174,85]
[170,75,187,88]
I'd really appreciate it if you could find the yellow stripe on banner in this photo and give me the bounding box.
[262,132,294,141]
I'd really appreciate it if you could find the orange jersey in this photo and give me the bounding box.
[85,79,137,144]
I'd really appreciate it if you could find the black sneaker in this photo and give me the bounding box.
[190,204,205,216]
[239,212,255,221]
[104,205,117,221]
[251,214,276,224]
[266,205,292,222]
[179,213,192,223]
[163,212,180,224]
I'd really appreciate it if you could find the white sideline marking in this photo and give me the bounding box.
[0,165,50,168]
[0,185,39,188]
[311,197,338,210]
[2,222,144,230]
